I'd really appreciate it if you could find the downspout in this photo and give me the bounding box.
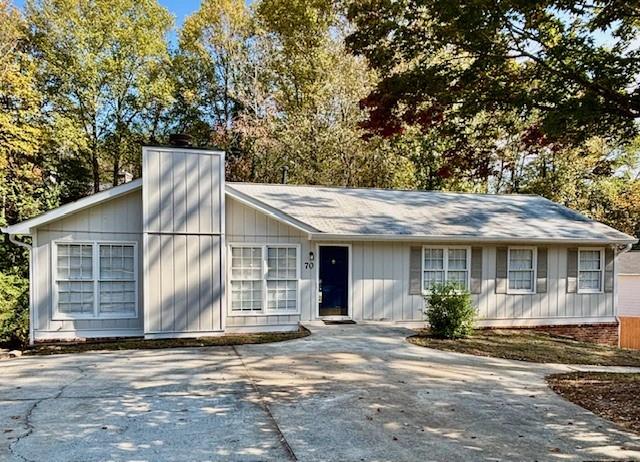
[8,234,34,346]
[614,243,634,348]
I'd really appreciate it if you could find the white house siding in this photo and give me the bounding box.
[142,147,225,338]
[33,190,144,340]
[474,245,613,325]
[225,197,306,331]
[343,243,613,325]
[226,200,614,326]
[619,275,640,317]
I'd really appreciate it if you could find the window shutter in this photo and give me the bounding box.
[536,247,548,293]
[495,247,507,294]
[470,247,482,294]
[409,246,422,295]
[604,248,614,293]
[567,248,578,293]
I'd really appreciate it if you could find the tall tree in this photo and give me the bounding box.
[0,0,53,273]
[27,0,174,191]
[347,0,640,145]
[252,0,409,187]
[175,0,265,178]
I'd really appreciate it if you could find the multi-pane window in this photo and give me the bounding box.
[54,242,137,319]
[56,244,94,315]
[578,249,603,293]
[422,247,469,292]
[230,247,263,312]
[447,249,469,288]
[508,248,535,293]
[99,245,136,315]
[266,247,298,312]
[229,245,299,314]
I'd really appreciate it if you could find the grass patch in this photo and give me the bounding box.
[407,329,640,366]
[23,327,310,356]
[548,372,640,434]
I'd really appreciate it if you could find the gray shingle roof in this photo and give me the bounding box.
[227,183,636,244]
[618,251,640,274]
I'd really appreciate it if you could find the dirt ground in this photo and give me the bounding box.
[408,329,640,366]
[548,372,640,435]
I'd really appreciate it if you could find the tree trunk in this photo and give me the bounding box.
[91,148,100,193]
[112,155,120,187]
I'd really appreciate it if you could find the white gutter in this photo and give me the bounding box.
[8,234,34,346]
[308,232,638,246]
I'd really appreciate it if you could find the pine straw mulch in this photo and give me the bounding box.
[21,327,310,356]
[547,372,640,435]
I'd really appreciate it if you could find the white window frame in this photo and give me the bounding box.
[577,247,605,294]
[507,246,537,295]
[227,243,301,316]
[52,240,139,321]
[421,246,471,294]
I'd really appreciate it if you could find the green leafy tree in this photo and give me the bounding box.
[0,1,54,347]
[0,0,54,273]
[252,0,411,187]
[27,0,174,191]
[175,0,266,179]
[347,0,640,145]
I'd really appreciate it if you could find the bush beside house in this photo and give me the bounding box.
[0,273,29,348]
[424,282,475,339]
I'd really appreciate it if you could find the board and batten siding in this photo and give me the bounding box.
[32,190,144,340]
[338,243,613,324]
[226,200,614,325]
[225,197,305,330]
[142,147,225,337]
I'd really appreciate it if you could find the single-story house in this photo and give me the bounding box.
[617,251,640,349]
[2,144,637,344]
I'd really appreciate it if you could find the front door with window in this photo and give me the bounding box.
[318,246,349,317]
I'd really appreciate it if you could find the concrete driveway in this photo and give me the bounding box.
[2,324,640,462]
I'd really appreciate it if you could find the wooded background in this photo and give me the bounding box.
[2,0,639,345]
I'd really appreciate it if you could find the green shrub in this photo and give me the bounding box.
[424,282,475,339]
[0,272,29,348]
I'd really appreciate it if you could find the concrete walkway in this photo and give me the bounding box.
[1,324,640,461]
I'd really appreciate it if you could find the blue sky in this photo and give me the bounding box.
[11,0,203,42]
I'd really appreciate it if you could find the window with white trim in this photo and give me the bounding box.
[230,246,263,312]
[56,243,94,315]
[578,248,603,293]
[54,242,137,319]
[508,248,535,294]
[266,247,298,312]
[99,244,136,315]
[422,247,469,292]
[229,244,299,314]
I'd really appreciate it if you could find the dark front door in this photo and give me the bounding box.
[319,246,349,317]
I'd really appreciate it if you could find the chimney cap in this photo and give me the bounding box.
[169,133,192,147]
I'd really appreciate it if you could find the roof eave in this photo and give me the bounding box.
[308,232,638,246]
[225,185,318,236]
[1,179,143,236]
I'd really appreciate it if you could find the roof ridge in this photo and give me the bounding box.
[227,181,542,198]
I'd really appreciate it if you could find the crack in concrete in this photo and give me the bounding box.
[231,345,298,461]
[8,364,91,462]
